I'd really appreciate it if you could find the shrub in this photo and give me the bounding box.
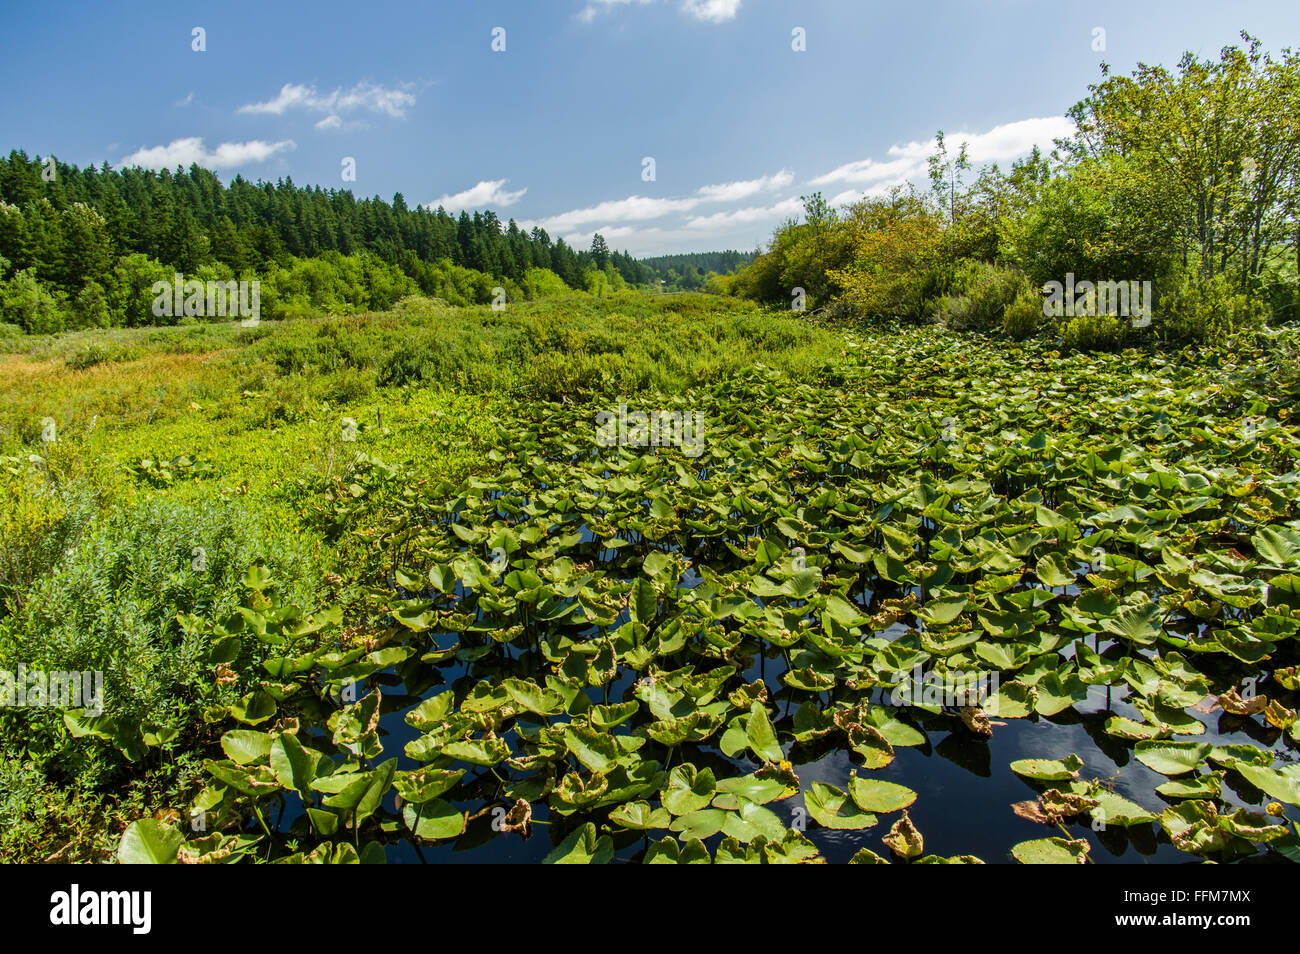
[0,478,99,619]
[0,495,319,789]
[935,260,1031,331]
[1,268,64,334]
[526,350,613,401]
[63,343,114,370]
[394,295,452,320]
[524,267,569,299]
[1002,289,1044,339]
[1062,311,1127,352]
[929,293,970,328]
[1160,273,1269,344]
[829,189,946,322]
[322,365,375,404]
[377,338,435,387]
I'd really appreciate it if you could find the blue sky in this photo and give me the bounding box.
[2,0,1298,257]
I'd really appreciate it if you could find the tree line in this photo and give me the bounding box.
[0,152,685,332]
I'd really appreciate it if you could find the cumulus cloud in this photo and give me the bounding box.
[426,179,527,212]
[119,137,295,171]
[810,116,1072,198]
[239,81,417,125]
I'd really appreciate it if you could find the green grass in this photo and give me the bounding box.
[0,291,849,860]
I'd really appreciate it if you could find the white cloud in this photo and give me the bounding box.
[524,195,702,232]
[175,92,194,108]
[810,116,1072,196]
[119,137,295,171]
[521,167,792,233]
[578,0,739,23]
[680,0,741,22]
[577,0,652,22]
[426,179,527,212]
[695,168,793,202]
[560,225,721,255]
[809,153,922,189]
[684,196,802,229]
[314,115,368,133]
[239,81,416,121]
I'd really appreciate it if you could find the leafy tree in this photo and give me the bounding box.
[0,268,63,333]
[828,187,945,321]
[1062,32,1300,291]
[70,280,111,330]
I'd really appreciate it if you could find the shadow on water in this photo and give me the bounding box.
[262,632,1295,863]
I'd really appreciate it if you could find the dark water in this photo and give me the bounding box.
[261,639,1296,864]
[259,514,1297,864]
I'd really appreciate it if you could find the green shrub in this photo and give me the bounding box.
[377,338,435,387]
[0,495,320,790]
[936,260,1030,331]
[1,268,64,334]
[393,295,452,319]
[1002,289,1044,339]
[1160,273,1270,344]
[1062,311,1127,352]
[0,479,99,619]
[323,365,375,404]
[526,350,614,401]
[524,267,569,299]
[64,343,113,370]
[930,293,971,328]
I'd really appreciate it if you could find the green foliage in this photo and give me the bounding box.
[0,478,99,618]
[71,281,110,330]
[1061,33,1300,290]
[1060,310,1128,352]
[95,322,1300,865]
[0,493,320,791]
[1001,288,1043,339]
[523,266,568,298]
[828,188,946,322]
[1002,156,1178,289]
[1,268,64,334]
[733,194,857,309]
[1160,273,1270,344]
[933,260,1031,331]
